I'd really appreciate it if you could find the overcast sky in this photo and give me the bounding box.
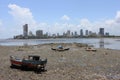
[0,0,120,38]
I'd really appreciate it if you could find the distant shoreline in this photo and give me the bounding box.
[3,36,120,40]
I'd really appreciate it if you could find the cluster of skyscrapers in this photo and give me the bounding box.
[14,24,46,39]
[14,24,109,39]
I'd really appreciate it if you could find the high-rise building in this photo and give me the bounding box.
[80,29,83,37]
[23,24,28,38]
[74,31,77,36]
[63,32,66,37]
[105,32,109,36]
[36,30,43,37]
[99,28,104,36]
[71,32,74,36]
[52,34,56,37]
[89,31,92,35]
[66,30,71,37]
[57,33,59,37]
[85,30,89,36]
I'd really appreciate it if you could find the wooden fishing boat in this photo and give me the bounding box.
[85,47,97,52]
[51,45,70,51]
[51,47,70,51]
[10,55,47,72]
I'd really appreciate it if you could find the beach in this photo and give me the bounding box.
[0,43,120,80]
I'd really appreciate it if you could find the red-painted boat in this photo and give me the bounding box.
[10,56,22,67]
[10,55,47,72]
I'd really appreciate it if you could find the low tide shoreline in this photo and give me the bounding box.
[1,38,120,50]
[0,43,120,80]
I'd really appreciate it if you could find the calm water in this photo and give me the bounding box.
[0,38,120,50]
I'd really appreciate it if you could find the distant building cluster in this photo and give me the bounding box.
[14,24,110,39]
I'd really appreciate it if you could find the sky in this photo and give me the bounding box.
[0,0,120,39]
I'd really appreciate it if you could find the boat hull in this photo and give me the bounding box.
[10,56,22,67]
[10,59,22,67]
[51,48,70,51]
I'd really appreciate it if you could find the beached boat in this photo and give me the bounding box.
[51,48,70,51]
[10,55,47,72]
[85,47,97,52]
[51,45,70,51]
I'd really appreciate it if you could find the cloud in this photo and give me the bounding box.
[61,15,70,21]
[115,11,120,23]
[8,4,35,24]
[80,19,92,28]
[8,4,37,33]
[105,19,115,26]
[105,11,120,26]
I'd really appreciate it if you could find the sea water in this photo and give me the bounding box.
[0,38,120,50]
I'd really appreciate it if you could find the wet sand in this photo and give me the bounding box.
[0,43,120,80]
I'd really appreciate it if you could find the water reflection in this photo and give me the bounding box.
[99,38,104,48]
[23,43,28,46]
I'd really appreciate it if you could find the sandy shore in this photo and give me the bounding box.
[0,43,120,80]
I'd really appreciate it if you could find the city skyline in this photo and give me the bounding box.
[14,24,110,39]
[0,0,120,39]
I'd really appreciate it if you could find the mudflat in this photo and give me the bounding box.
[0,43,120,80]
